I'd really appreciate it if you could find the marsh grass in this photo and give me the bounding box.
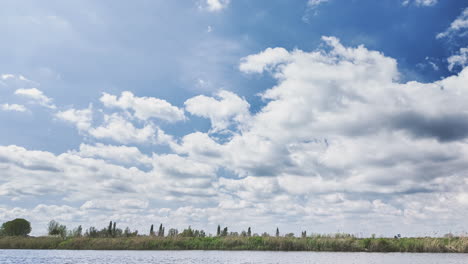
[1,235,468,252]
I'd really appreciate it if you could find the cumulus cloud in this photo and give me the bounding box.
[1,103,27,112]
[55,106,93,131]
[402,0,438,6]
[448,47,468,71]
[14,88,56,109]
[239,47,291,74]
[0,145,149,201]
[73,143,152,166]
[3,37,468,236]
[204,0,230,12]
[80,198,149,211]
[88,114,157,144]
[100,91,185,122]
[437,7,468,39]
[185,90,250,132]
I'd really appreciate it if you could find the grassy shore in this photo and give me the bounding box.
[1,236,468,252]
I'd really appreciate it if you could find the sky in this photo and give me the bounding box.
[1,0,468,237]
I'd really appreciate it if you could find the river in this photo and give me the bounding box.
[1,250,467,263]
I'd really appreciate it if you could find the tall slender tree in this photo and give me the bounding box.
[112,222,116,237]
[158,224,163,237]
[150,224,154,236]
[217,225,221,236]
[247,227,251,237]
[276,227,280,237]
[108,221,113,237]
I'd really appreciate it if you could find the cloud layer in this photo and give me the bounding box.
[1,36,468,237]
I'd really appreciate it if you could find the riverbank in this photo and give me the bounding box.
[1,236,468,252]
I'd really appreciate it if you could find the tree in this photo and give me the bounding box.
[86,226,98,237]
[124,227,131,237]
[48,220,67,238]
[276,227,280,237]
[247,227,251,237]
[167,228,178,237]
[108,221,113,237]
[0,218,31,236]
[301,231,307,238]
[150,224,154,236]
[158,224,164,237]
[217,225,221,236]
[221,227,228,236]
[71,225,83,237]
[180,226,194,237]
[112,222,116,237]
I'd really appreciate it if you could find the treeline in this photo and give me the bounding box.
[46,221,324,240]
[2,218,468,252]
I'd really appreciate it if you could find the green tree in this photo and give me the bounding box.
[0,218,31,236]
[108,221,113,237]
[276,227,280,237]
[247,227,251,237]
[217,225,221,236]
[48,220,67,238]
[112,222,116,237]
[222,227,228,236]
[86,226,98,237]
[124,227,131,237]
[150,224,154,236]
[158,223,164,237]
[71,225,82,237]
[167,228,178,237]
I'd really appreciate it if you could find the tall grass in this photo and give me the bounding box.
[1,236,468,252]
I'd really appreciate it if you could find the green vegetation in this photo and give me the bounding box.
[1,218,468,252]
[1,235,468,252]
[0,218,31,237]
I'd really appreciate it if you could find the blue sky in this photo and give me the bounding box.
[1,0,468,236]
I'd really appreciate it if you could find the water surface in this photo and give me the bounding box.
[1,250,467,264]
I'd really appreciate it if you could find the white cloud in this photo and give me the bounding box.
[4,37,468,236]
[0,74,38,88]
[1,74,15,80]
[448,47,468,71]
[416,0,437,6]
[402,0,438,6]
[437,7,468,39]
[185,90,250,132]
[55,106,93,131]
[239,47,291,74]
[307,0,330,8]
[1,103,27,112]
[73,143,152,166]
[100,91,185,122]
[153,154,216,179]
[14,88,56,109]
[80,198,149,211]
[88,114,157,144]
[205,0,230,12]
